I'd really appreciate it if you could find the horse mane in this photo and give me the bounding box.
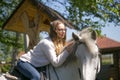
[62,39,77,66]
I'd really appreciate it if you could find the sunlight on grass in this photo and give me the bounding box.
[102,54,113,65]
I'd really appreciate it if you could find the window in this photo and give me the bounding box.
[102,54,113,65]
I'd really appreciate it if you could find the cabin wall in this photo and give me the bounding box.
[118,52,120,79]
[113,52,119,80]
[97,51,120,80]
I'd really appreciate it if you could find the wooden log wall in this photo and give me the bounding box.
[113,52,119,80]
[97,51,120,80]
[118,52,120,79]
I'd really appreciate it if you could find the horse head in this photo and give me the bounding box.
[72,27,99,57]
[72,27,100,80]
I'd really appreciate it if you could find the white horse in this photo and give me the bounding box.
[0,27,101,80]
[46,27,101,80]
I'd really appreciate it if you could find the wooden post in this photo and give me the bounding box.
[21,11,40,49]
[23,33,29,52]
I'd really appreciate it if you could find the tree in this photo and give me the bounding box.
[0,0,23,44]
[0,0,23,49]
[0,0,23,72]
[68,0,120,28]
[41,0,120,31]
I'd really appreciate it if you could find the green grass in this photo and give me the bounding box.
[102,56,113,65]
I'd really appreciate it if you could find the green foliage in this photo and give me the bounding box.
[67,0,120,29]
[1,63,11,73]
[0,0,24,72]
[0,0,22,25]
[41,0,120,31]
[0,0,23,49]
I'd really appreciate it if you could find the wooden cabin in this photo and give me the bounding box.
[97,36,120,80]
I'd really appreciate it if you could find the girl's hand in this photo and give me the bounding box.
[65,42,74,54]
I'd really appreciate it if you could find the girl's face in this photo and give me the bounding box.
[55,23,66,39]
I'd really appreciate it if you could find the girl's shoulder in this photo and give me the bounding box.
[40,37,52,44]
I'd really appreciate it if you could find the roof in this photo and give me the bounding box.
[97,36,120,53]
[2,0,75,33]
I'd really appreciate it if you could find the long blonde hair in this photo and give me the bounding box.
[49,19,66,55]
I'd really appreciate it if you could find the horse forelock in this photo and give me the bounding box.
[85,40,99,56]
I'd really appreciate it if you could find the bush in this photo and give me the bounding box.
[1,63,11,73]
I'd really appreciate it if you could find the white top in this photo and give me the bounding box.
[20,37,69,67]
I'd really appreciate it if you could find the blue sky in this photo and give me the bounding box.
[66,24,120,42]
[101,23,120,42]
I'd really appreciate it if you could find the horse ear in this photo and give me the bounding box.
[72,32,80,41]
[91,30,97,40]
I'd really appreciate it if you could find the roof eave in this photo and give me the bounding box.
[100,47,120,54]
[2,0,25,30]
